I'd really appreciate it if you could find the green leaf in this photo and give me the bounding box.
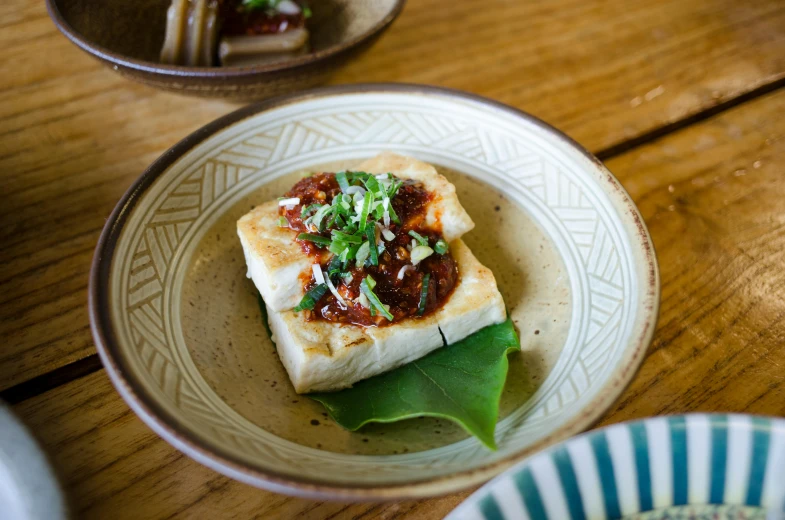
[309,318,520,450]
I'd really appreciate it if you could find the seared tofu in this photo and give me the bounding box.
[237,200,313,312]
[237,152,476,312]
[268,240,506,394]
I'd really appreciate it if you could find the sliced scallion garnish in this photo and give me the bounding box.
[362,175,382,197]
[297,233,331,247]
[358,191,374,231]
[408,230,429,246]
[388,179,402,198]
[327,255,343,278]
[417,274,430,316]
[331,230,362,244]
[411,245,434,265]
[434,239,449,255]
[311,204,335,231]
[301,203,321,219]
[355,241,370,267]
[277,216,289,227]
[336,171,351,193]
[387,202,401,225]
[330,240,348,256]
[366,226,379,266]
[360,276,393,321]
[294,283,328,312]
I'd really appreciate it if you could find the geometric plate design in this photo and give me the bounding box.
[447,414,785,519]
[95,86,659,498]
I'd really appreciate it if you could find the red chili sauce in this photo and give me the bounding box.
[279,172,458,327]
[218,1,306,37]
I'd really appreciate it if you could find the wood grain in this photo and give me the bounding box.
[14,85,785,518]
[3,0,785,390]
[14,371,468,520]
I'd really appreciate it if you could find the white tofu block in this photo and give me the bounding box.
[237,153,476,312]
[432,240,507,344]
[237,200,313,312]
[268,239,507,394]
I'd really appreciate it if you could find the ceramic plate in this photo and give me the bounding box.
[448,414,785,519]
[0,403,67,520]
[89,84,659,499]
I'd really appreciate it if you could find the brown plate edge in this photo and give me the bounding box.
[88,83,660,501]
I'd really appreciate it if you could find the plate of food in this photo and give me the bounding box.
[447,414,785,520]
[89,84,659,499]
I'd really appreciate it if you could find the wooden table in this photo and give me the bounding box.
[3,0,785,517]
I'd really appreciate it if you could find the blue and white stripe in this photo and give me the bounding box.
[447,414,785,520]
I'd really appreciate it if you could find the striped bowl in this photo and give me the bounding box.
[447,415,785,520]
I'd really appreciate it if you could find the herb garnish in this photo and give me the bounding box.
[290,171,448,320]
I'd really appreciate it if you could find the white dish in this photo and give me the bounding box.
[0,402,67,520]
[90,84,659,499]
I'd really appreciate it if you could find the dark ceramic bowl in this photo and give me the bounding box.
[46,0,405,101]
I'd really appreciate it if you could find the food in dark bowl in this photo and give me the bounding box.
[46,0,404,100]
[161,0,312,67]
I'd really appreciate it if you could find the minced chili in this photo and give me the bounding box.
[279,172,459,327]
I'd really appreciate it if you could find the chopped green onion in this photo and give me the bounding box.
[327,255,343,278]
[311,204,335,231]
[294,284,328,312]
[277,216,289,227]
[360,276,393,321]
[329,240,348,256]
[417,274,430,316]
[387,202,401,225]
[332,194,349,215]
[355,241,370,267]
[365,274,377,290]
[345,243,361,261]
[362,175,382,197]
[297,233,331,247]
[349,171,370,184]
[408,230,429,246]
[358,191,375,231]
[388,179,402,198]
[324,272,347,308]
[411,245,434,265]
[301,203,321,219]
[434,239,449,254]
[366,226,379,266]
[336,171,351,193]
[331,230,363,244]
